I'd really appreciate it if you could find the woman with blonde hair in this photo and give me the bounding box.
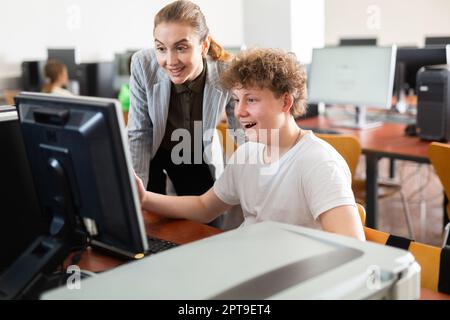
[42,59,73,96]
[128,0,240,227]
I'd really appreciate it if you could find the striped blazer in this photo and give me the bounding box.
[127,49,239,187]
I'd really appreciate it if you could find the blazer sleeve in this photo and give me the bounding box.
[225,99,245,143]
[216,61,245,145]
[128,52,153,187]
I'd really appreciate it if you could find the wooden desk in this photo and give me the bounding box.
[72,211,222,272]
[420,288,450,300]
[297,116,431,228]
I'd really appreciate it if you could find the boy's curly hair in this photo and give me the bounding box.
[220,47,307,117]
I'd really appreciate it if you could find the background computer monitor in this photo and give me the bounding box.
[308,46,396,128]
[77,62,115,98]
[339,38,377,46]
[0,108,48,276]
[425,36,450,46]
[21,60,46,92]
[0,93,149,299]
[47,48,78,79]
[395,46,447,94]
[113,50,136,93]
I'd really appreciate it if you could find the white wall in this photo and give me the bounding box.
[0,0,243,84]
[291,0,324,63]
[325,0,450,47]
[3,0,449,90]
[242,0,324,64]
[242,0,291,50]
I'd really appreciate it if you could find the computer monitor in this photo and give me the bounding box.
[113,51,136,92]
[425,36,450,46]
[339,38,377,46]
[308,46,397,129]
[0,93,148,299]
[0,108,48,276]
[395,46,447,94]
[47,48,78,79]
[77,62,115,98]
[21,61,46,92]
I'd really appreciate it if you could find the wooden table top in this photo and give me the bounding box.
[297,116,431,161]
[68,211,222,272]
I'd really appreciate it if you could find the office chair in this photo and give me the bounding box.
[315,133,361,176]
[215,121,244,230]
[428,142,450,246]
[216,121,237,161]
[315,133,415,240]
[357,203,366,226]
[358,203,450,295]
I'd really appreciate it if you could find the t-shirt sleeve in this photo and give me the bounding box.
[303,160,356,220]
[213,161,241,206]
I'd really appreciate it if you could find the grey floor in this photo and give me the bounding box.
[355,157,447,247]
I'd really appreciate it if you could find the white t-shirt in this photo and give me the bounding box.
[213,131,356,230]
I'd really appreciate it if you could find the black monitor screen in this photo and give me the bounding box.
[0,109,47,275]
[114,52,133,77]
[15,93,149,259]
[395,47,447,94]
[113,51,136,91]
[339,38,377,46]
[47,49,78,79]
[425,36,450,46]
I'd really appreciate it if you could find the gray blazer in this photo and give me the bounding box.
[127,49,240,187]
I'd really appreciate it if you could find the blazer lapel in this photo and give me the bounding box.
[203,59,229,143]
[151,77,171,154]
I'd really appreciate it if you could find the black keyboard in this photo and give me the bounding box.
[146,236,179,254]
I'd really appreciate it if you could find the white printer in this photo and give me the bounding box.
[41,221,420,300]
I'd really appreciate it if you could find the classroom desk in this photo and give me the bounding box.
[70,211,222,272]
[297,115,432,229]
[69,211,449,300]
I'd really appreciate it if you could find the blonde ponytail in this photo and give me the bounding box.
[208,38,232,62]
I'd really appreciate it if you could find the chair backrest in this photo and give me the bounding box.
[315,133,362,176]
[428,142,450,216]
[364,225,450,294]
[217,122,237,160]
[356,203,366,226]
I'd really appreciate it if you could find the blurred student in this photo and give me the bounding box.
[42,59,73,96]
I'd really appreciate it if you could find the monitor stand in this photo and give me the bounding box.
[331,105,383,130]
[0,157,86,299]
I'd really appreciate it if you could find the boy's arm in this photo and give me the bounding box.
[319,205,366,241]
[135,173,232,223]
[142,188,232,224]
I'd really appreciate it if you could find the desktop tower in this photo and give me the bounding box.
[297,103,319,119]
[416,65,450,141]
[21,61,46,92]
[77,62,115,98]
